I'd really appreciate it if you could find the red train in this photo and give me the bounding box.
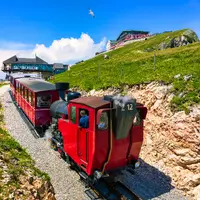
[9,75,147,185]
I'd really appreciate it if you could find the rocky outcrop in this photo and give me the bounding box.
[77,81,200,200]
[0,151,56,200]
[158,29,199,50]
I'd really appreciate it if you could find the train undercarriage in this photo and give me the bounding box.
[49,121,141,200]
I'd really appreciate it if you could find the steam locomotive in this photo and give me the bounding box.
[10,75,147,193]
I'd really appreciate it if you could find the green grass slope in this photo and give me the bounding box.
[53,29,200,112]
[0,100,50,199]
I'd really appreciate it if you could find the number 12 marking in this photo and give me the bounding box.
[127,104,133,110]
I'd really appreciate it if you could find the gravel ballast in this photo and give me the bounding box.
[0,86,188,200]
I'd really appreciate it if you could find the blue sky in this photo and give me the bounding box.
[0,0,199,65]
[1,0,200,44]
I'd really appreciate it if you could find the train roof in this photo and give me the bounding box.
[70,96,110,109]
[17,78,56,92]
[10,73,40,79]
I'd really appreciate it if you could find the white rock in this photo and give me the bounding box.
[193,185,200,200]
[174,74,181,79]
[151,99,163,110]
[89,89,96,96]
[184,74,192,81]
[192,174,200,185]
[173,148,190,156]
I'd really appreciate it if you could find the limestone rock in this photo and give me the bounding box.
[193,185,200,200]
[173,148,190,156]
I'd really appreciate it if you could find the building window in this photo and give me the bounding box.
[98,112,108,130]
[71,106,76,124]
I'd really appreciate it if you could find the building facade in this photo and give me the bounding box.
[106,30,150,51]
[2,55,68,79]
[106,40,118,51]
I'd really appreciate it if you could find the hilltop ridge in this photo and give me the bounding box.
[52,28,200,112]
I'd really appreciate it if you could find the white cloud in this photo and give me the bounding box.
[0,33,107,67]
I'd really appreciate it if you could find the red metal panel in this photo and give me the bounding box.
[58,104,96,175]
[105,135,131,171]
[77,127,88,163]
[128,124,144,160]
[92,129,109,172]
[59,119,79,163]
[35,109,51,126]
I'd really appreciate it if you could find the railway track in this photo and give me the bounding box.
[85,178,141,200]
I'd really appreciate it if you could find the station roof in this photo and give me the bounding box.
[70,96,110,109]
[17,78,56,92]
[3,55,48,65]
[116,30,149,41]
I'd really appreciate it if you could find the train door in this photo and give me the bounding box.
[77,108,90,165]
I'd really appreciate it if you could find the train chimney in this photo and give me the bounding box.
[55,82,70,101]
[103,95,137,139]
[113,96,137,139]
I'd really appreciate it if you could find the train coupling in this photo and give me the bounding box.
[94,170,109,180]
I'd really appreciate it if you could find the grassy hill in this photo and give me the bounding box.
[52,29,200,113]
[0,97,51,199]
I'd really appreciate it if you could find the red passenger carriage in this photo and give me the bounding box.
[15,78,59,132]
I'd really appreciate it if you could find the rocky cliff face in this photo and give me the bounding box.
[79,82,200,200]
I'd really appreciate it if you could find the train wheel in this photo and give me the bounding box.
[50,139,58,151]
[60,151,70,164]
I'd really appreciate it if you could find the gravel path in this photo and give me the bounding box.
[0,86,188,200]
[1,87,88,200]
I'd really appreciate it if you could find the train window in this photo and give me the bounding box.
[98,112,108,130]
[20,85,22,95]
[24,88,28,100]
[18,83,20,93]
[79,109,89,128]
[71,106,76,124]
[21,85,23,96]
[27,90,29,102]
[16,82,19,92]
[22,85,24,97]
[29,92,32,105]
[133,110,141,126]
[37,94,52,108]
[32,93,35,107]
